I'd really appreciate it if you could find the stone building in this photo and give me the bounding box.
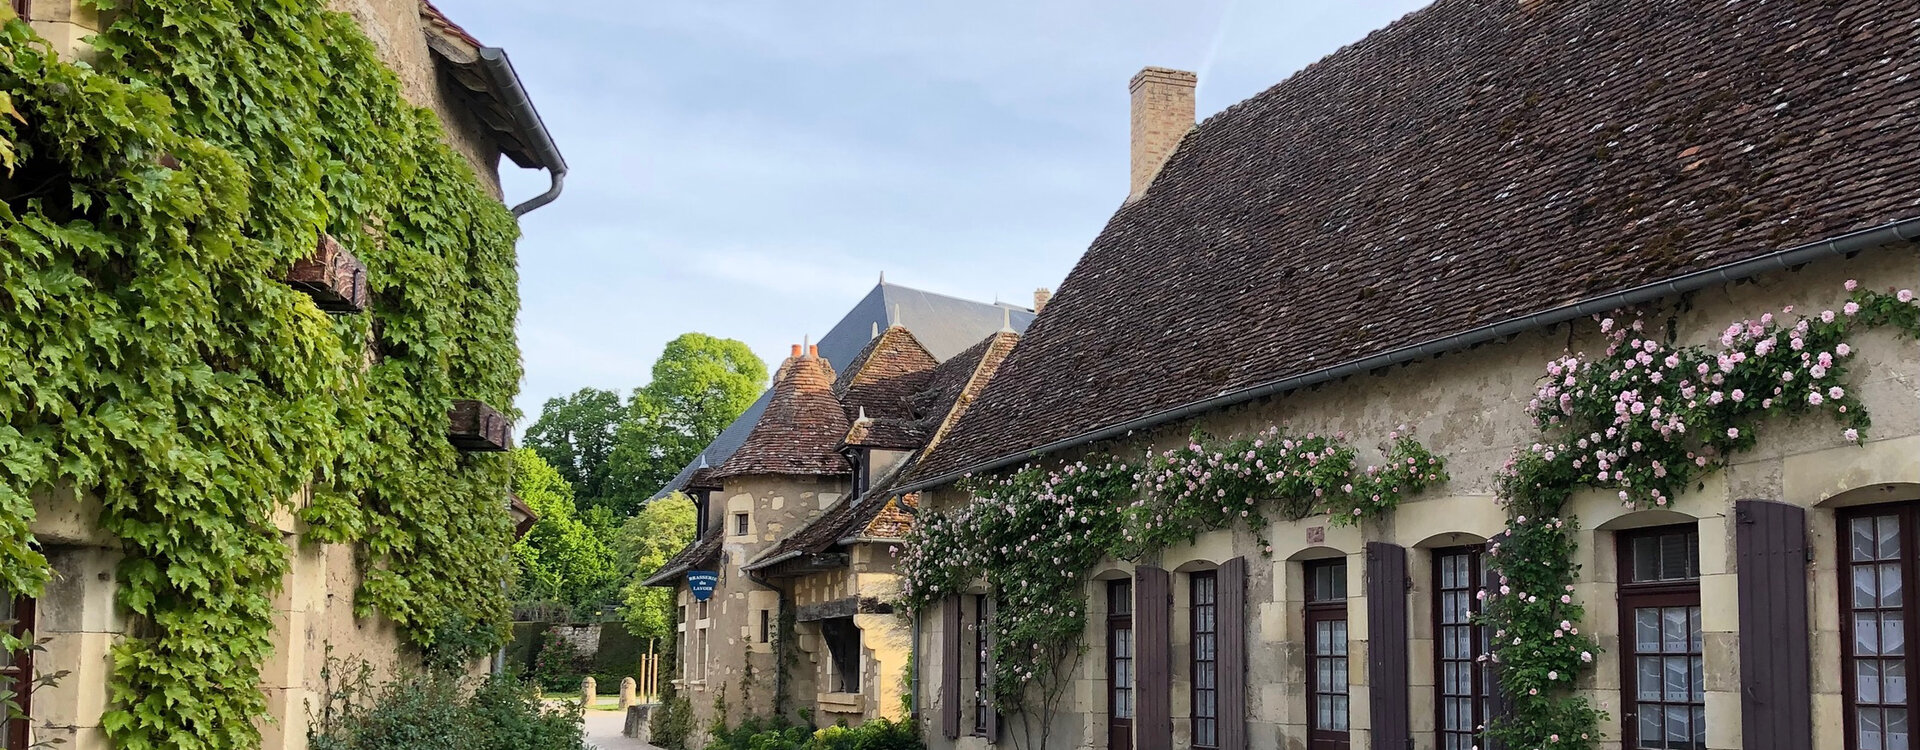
[889,3,1920,750]
[644,283,1033,740]
[3,2,561,749]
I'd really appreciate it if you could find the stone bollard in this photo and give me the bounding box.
[580,676,596,710]
[618,676,637,712]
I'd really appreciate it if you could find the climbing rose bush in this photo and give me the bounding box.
[1486,282,1920,750]
[899,427,1448,714]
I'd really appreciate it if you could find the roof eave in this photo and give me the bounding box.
[898,216,1920,495]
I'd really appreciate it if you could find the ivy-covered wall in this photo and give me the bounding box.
[0,1,526,748]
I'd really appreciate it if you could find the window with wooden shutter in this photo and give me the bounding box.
[1305,559,1350,750]
[2,594,33,750]
[1135,566,1172,750]
[1109,579,1135,750]
[1435,546,1491,750]
[942,595,962,739]
[1618,525,1705,750]
[1366,543,1410,750]
[1840,503,1920,750]
[1191,570,1219,749]
[1217,558,1247,750]
[1734,499,1811,750]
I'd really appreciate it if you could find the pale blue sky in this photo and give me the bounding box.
[436,1,1432,419]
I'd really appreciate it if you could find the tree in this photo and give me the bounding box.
[523,388,625,506]
[614,493,698,643]
[605,334,767,514]
[508,449,620,620]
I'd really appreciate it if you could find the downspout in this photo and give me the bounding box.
[476,47,569,217]
[893,216,1920,494]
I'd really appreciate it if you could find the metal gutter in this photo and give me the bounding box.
[896,216,1920,494]
[476,47,568,217]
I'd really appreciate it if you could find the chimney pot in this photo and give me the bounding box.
[1128,67,1197,201]
[807,344,819,359]
[1033,288,1053,314]
[790,344,802,358]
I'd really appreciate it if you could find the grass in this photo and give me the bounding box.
[540,691,625,711]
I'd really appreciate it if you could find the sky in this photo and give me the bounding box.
[433,0,1434,421]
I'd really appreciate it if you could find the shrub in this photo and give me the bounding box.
[531,633,590,692]
[705,716,922,750]
[649,679,695,750]
[308,664,584,750]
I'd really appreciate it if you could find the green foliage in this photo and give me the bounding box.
[0,0,524,745]
[1485,285,1920,749]
[649,644,695,750]
[525,388,625,505]
[511,449,621,618]
[531,632,590,693]
[309,665,584,750]
[607,333,768,512]
[899,427,1448,721]
[618,492,698,640]
[704,717,923,750]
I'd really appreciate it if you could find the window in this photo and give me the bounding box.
[1435,546,1490,750]
[1191,571,1219,749]
[1618,525,1704,750]
[822,617,861,693]
[1108,580,1134,750]
[1843,504,1919,750]
[760,609,773,644]
[3,595,34,750]
[734,513,750,536]
[1305,559,1350,750]
[973,595,989,734]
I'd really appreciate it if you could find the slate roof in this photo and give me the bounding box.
[910,0,1920,484]
[650,282,1034,499]
[712,353,850,480]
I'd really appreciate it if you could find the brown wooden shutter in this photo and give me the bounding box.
[984,594,1002,743]
[942,594,962,739]
[1218,557,1248,750]
[1135,566,1173,750]
[1366,542,1411,750]
[1734,499,1812,750]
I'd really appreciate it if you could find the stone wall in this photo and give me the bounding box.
[918,243,1920,750]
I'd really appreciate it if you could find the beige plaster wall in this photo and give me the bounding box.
[918,244,1920,750]
[674,474,849,743]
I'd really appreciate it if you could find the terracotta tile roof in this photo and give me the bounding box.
[749,331,1023,569]
[419,0,482,49]
[712,353,851,479]
[836,326,941,449]
[913,0,1920,483]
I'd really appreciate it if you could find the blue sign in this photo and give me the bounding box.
[688,571,719,601]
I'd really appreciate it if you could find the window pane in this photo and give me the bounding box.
[1333,695,1349,730]
[1317,695,1332,728]
[1887,564,1907,608]
[1889,708,1911,750]
[1635,536,1660,581]
[1638,704,1663,748]
[1887,613,1908,656]
[1637,609,1662,653]
[1332,621,1348,655]
[1637,657,1663,701]
[1665,704,1691,746]
[1865,707,1887,750]
[1890,659,1909,704]
[1856,518,1881,563]
[1859,613,1883,656]
[1689,606,1703,652]
[1881,516,1904,561]
[1863,660,1885,704]
[1663,607,1690,653]
[1860,566,1885,609]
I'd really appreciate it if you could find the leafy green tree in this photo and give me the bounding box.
[523,388,625,506]
[508,450,620,619]
[615,493,698,642]
[605,334,767,513]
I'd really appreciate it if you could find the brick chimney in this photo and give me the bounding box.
[1033,288,1052,314]
[1129,67,1197,201]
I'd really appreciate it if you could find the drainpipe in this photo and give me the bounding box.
[476,47,568,217]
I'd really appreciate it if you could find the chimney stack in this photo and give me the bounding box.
[1033,288,1053,314]
[1128,67,1197,201]
[790,344,802,358]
